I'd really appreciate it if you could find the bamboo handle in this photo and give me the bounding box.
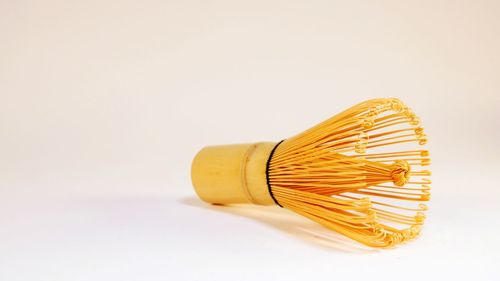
[191,142,277,205]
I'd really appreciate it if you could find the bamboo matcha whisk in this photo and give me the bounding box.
[191,98,430,248]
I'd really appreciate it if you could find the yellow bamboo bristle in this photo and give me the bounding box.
[268,98,430,247]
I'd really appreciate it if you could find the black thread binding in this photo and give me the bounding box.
[266,140,284,207]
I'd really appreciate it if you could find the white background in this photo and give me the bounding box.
[1,1,499,280]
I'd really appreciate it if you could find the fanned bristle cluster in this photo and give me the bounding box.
[268,98,431,248]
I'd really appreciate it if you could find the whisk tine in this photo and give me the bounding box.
[268,98,430,247]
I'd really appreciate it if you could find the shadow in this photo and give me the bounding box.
[181,196,379,253]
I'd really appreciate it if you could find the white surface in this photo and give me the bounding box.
[1,1,500,280]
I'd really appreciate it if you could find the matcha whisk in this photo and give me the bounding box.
[191,98,430,248]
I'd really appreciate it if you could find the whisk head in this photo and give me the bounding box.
[268,98,431,247]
